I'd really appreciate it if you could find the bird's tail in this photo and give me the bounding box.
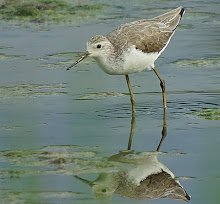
[153,6,185,30]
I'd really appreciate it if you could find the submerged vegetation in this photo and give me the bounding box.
[0,0,108,25]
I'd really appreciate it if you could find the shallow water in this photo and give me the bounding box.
[0,0,220,203]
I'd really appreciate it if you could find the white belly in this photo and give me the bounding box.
[95,46,159,75]
[121,48,159,74]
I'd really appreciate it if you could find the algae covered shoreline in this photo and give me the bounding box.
[0,0,108,25]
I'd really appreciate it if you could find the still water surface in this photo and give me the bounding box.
[0,0,219,203]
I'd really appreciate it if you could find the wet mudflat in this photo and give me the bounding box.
[0,0,219,203]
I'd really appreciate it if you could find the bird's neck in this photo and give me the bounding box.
[94,50,120,75]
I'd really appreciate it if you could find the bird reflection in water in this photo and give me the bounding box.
[74,109,190,201]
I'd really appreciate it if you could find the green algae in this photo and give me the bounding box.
[0,0,108,25]
[172,57,220,68]
[184,12,219,20]
[77,92,126,100]
[39,52,94,69]
[0,53,23,61]
[0,46,13,50]
[0,125,22,130]
[191,108,220,120]
[0,83,67,99]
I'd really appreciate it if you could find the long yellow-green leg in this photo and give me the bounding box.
[125,75,135,115]
[152,67,167,109]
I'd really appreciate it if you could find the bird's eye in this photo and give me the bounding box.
[97,44,102,49]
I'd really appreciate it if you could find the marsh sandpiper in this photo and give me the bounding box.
[67,7,185,115]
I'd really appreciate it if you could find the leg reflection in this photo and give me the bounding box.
[127,107,167,151]
[156,108,167,152]
[127,112,136,151]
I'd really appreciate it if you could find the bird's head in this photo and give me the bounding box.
[67,35,112,70]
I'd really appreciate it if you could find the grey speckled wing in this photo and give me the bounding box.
[107,7,184,55]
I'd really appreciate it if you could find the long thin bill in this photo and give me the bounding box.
[66,51,89,71]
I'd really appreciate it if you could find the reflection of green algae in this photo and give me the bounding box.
[0,83,67,98]
[0,0,108,25]
[172,57,220,68]
[0,191,79,203]
[0,145,127,177]
[191,109,220,120]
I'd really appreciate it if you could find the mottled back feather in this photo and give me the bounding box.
[107,7,184,55]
